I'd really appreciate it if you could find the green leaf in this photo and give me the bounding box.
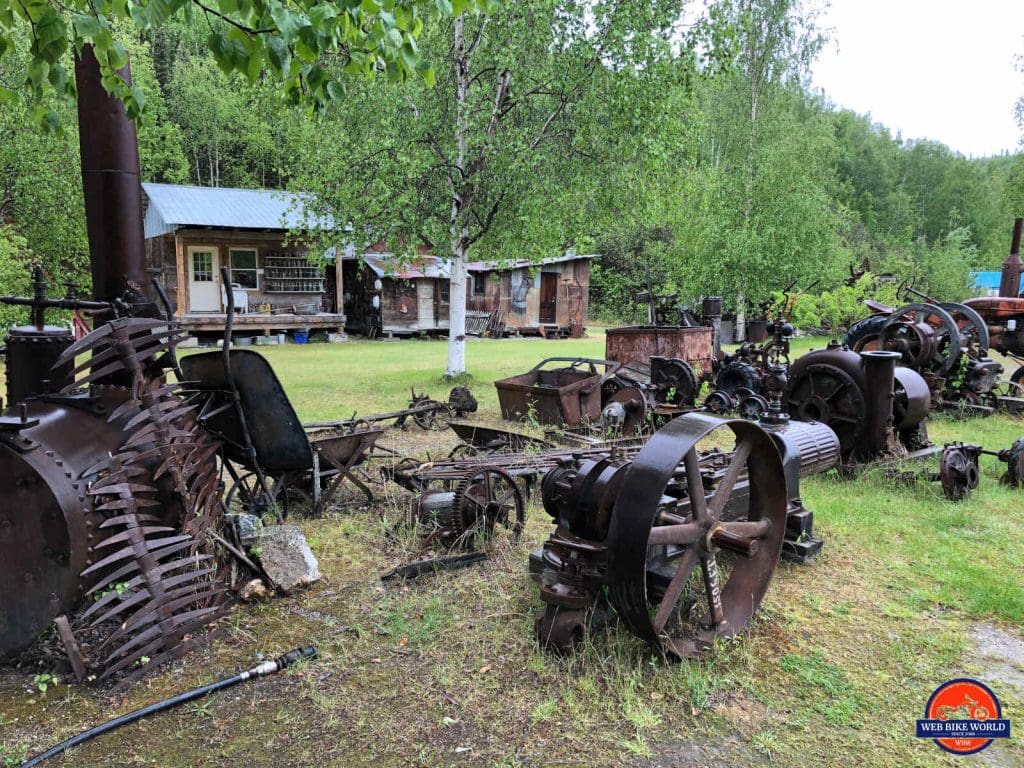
[421,65,435,87]
[72,14,103,39]
[266,36,290,72]
[270,4,302,42]
[434,0,452,14]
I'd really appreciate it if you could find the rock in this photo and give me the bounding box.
[257,525,320,593]
[227,513,263,548]
[240,579,270,602]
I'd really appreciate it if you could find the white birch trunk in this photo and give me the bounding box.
[445,13,470,378]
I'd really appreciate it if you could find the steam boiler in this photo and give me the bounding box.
[0,46,225,680]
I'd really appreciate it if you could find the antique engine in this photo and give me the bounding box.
[784,346,932,464]
[0,47,224,680]
[532,411,838,655]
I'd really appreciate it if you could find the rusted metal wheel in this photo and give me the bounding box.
[605,414,787,658]
[783,363,866,456]
[413,400,452,431]
[879,303,962,377]
[704,390,735,414]
[452,468,525,548]
[226,471,290,519]
[737,393,769,421]
[939,445,980,501]
[939,302,989,355]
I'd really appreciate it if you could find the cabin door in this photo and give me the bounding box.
[539,273,558,324]
[187,246,221,312]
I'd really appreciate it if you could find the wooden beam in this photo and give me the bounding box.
[174,231,186,316]
[334,255,344,315]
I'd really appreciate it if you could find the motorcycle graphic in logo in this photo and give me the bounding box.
[916,679,1011,755]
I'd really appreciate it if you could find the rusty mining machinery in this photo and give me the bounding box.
[531,408,839,655]
[0,47,226,681]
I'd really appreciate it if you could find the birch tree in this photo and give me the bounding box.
[298,0,698,376]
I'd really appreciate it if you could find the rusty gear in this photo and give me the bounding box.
[452,468,525,547]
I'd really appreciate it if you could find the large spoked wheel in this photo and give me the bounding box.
[783,363,865,456]
[605,414,787,658]
[879,303,961,377]
[940,302,989,355]
[452,468,526,549]
[226,471,290,520]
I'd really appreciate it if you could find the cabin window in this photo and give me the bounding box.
[439,281,450,304]
[472,273,487,295]
[230,248,259,289]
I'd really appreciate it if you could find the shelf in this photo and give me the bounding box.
[265,290,324,294]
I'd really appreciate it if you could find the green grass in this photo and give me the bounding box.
[2,331,1023,767]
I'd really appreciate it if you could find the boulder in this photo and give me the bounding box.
[257,525,321,593]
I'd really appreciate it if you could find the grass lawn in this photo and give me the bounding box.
[1,331,1022,768]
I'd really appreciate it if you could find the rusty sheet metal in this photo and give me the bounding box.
[605,326,713,375]
[495,358,620,427]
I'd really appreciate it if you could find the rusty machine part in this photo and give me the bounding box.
[600,386,652,435]
[0,316,226,679]
[411,468,526,549]
[784,346,932,465]
[999,437,1024,487]
[533,413,840,656]
[650,355,699,407]
[447,386,478,418]
[936,444,981,501]
[704,315,792,418]
[848,296,1002,411]
[495,357,621,427]
[0,47,226,681]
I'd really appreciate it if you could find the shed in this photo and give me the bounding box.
[142,183,345,337]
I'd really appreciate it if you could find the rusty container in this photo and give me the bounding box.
[701,296,722,318]
[746,319,769,343]
[495,358,620,426]
[605,325,714,375]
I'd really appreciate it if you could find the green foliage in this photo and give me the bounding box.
[0,227,33,338]
[0,0,489,126]
[774,273,899,331]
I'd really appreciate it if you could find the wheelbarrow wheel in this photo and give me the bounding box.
[226,472,290,521]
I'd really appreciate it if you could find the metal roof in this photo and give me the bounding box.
[466,252,595,272]
[142,183,331,238]
[363,253,452,279]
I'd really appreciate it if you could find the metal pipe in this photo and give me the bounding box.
[861,351,900,456]
[74,45,148,305]
[999,218,1023,298]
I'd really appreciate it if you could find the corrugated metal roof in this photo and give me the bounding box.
[363,253,452,279]
[142,183,331,238]
[466,252,596,272]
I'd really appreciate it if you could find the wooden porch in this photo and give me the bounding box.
[179,312,346,335]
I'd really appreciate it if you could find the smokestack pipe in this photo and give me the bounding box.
[860,350,900,459]
[999,218,1023,298]
[74,45,148,305]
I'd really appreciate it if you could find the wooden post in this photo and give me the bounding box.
[174,231,186,316]
[334,254,344,316]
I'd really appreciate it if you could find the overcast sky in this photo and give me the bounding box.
[810,0,1024,157]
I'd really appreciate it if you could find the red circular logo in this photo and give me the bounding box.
[924,679,1002,755]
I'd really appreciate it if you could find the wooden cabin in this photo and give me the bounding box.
[341,250,593,338]
[142,183,346,338]
[465,253,592,337]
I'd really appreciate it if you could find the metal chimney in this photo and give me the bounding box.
[74,45,148,305]
[998,218,1023,298]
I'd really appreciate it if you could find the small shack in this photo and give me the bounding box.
[142,183,345,337]
[341,250,593,338]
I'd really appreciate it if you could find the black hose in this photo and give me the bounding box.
[19,646,317,767]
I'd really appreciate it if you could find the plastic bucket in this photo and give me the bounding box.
[292,330,309,344]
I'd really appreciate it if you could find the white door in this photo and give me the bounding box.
[188,246,220,312]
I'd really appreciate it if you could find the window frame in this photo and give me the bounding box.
[229,247,260,290]
[472,272,487,296]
